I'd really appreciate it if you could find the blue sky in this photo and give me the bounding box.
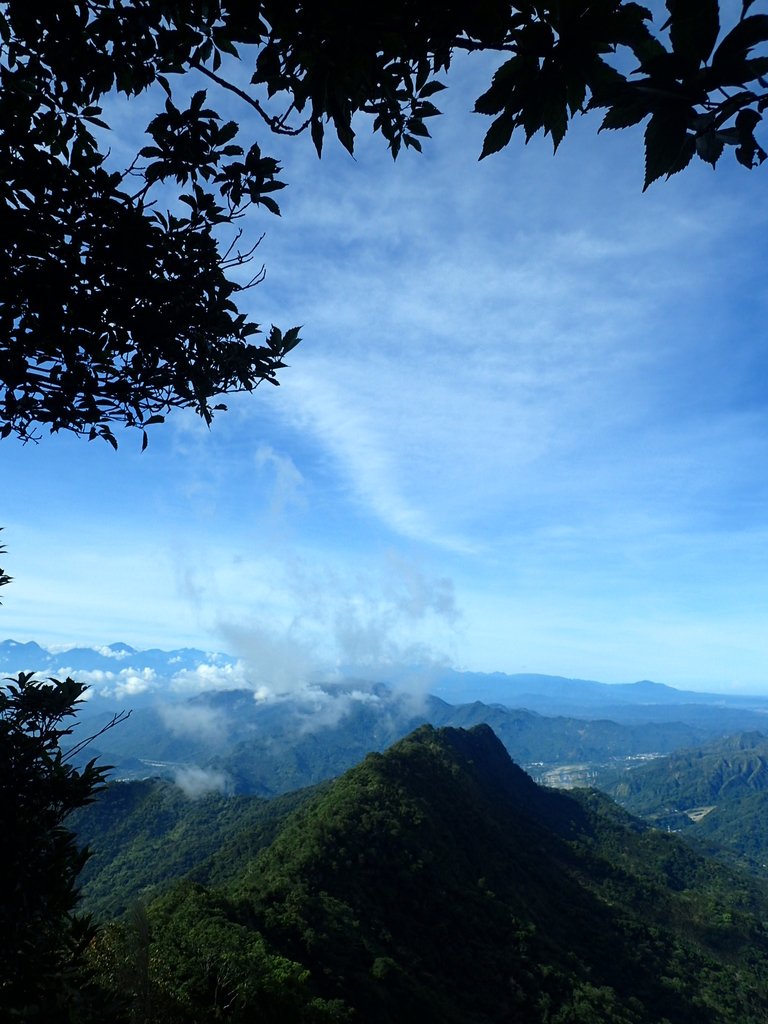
[3,50,768,693]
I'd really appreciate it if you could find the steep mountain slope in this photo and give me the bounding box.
[93,725,768,1024]
[238,725,768,1023]
[597,731,768,877]
[70,779,318,919]
[76,724,768,923]
[688,788,768,874]
[600,731,768,817]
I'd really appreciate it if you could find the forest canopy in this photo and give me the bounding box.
[1,0,766,445]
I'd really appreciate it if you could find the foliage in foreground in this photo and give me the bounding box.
[0,674,125,1021]
[1,0,767,443]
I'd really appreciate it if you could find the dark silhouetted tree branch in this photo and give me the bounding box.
[1,1,765,446]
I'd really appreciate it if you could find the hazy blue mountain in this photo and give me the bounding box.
[10,638,768,796]
[0,638,234,712]
[0,638,226,676]
[429,668,768,707]
[0,639,54,670]
[7,638,768,711]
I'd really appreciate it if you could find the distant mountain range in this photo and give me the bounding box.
[0,639,235,709]
[3,637,768,710]
[6,638,768,797]
[431,669,768,722]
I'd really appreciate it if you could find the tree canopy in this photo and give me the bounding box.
[0,672,129,1021]
[1,0,766,445]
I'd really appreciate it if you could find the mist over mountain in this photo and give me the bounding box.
[6,638,768,718]
[8,638,768,798]
[64,682,716,798]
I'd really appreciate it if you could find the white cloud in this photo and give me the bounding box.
[254,444,306,519]
[217,619,322,697]
[167,661,251,694]
[92,645,132,660]
[174,766,229,799]
[159,703,230,744]
[211,553,462,707]
[58,666,158,699]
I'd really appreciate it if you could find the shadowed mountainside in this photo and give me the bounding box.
[87,725,768,1023]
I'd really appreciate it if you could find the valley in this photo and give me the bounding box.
[75,724,768,1023]
[8,640,768,1021]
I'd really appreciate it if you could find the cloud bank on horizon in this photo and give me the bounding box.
[2,55,768,693]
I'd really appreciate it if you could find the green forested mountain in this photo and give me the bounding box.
[70,692,706,919]
[74,725,768,925]
[597,731,768,877]
[600,731,768,816]
[69,778,320,920]
[427,698,704,764]
[692,789,768,876]
[88,725,768,1023]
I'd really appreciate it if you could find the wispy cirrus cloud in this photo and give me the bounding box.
[4,52,768,693]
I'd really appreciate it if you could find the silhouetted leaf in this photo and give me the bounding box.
[712,14,768,75]
[418,80,447,98]
[310,117,324,157]
[480,111,515,159]
[600,97,651,131]
[644,108,692,189]
[696,129,725,167]
[665,0,720,67]
[474,57,520,116]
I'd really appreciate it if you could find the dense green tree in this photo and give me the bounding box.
[87,885,353,1023]
[0,672,127,1021]
[88,724,768,1024]
[1,0,766,444]
[69,777,320,920]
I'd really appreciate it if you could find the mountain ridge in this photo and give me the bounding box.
[94,722,768,1023]
[5,638,768,705]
